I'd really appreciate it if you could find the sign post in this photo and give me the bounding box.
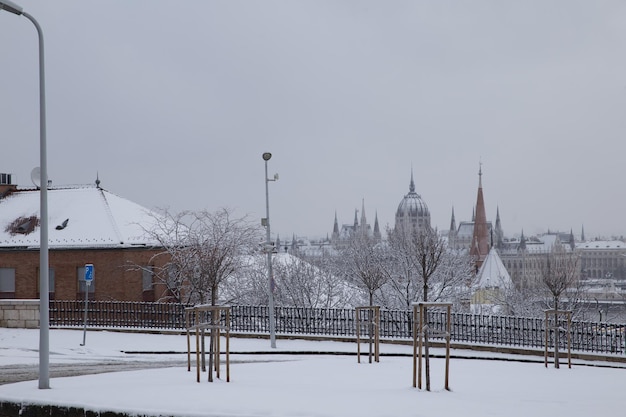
[80,264,94,346]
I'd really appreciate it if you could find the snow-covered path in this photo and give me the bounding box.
[0,329,625,417]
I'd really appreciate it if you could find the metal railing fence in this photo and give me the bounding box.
[49,300,626,355]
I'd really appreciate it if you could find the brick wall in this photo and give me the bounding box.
[0,299,39,328]
[0,248,169,302]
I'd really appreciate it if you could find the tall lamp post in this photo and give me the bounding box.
[0,0,50,389]
[262,152,277,348]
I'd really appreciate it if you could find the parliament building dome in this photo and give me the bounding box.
[395,172,431,233]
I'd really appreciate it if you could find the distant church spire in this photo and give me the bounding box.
[470,163,490,271]
[494,206,504,249]
[519,229,527,251]
[360,199,367,235]
[448,207,457,248]
[450,206,456,232]
[373,211,381,241]
[581,225,586,242]
[332,211,339,241]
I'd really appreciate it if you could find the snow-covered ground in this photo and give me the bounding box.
[0,328,625,417]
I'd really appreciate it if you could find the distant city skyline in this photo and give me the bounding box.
[2,1,625,242]
[278,167,606,242]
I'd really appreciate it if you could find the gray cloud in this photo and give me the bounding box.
[1,0,625,241]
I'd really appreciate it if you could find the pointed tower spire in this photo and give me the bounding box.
[449,206,456,232]
[448,206,457,248]
[470,163,490,271]
[332,211,339,242]
[494,206,504,249]
[360,199,367,235]
[276,234,281,253]
[519,229,527,251]
[581,225,586,242]
[409,167,416,193]
[373,211,381,241]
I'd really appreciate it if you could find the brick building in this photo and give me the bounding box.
[0,175,168,301]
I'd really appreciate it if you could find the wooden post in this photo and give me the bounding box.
[356,307,362,364]
[445,304,451,391]
[567,313,572,369]
[185,307,192,372]
[188,304,232,382]
[226,308,230,382]
[214,309,220,379]
[195,308,200,383]
[412,302,453,391]
[412,303,418,388]
[543,310,550,368]
[374,307,380,362]
[355,306,380,364]
[544,309,572,369]
[417,304,423,390]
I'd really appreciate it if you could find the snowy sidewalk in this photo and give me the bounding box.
[0,329,625,417]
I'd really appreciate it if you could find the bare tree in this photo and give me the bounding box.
[383,227,420,310]
[142,208,261,306]
[541,245,580,311]
[387,226,461,304]
[389,225,462,390]
[539,244,580,368]
[273,251,354,309]
[432,247,474,310]
[337,233,391,307]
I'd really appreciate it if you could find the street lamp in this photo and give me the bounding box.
[262,152,278,348]
[0,0,50,389]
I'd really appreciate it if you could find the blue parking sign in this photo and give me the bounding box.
[84,264,94,282]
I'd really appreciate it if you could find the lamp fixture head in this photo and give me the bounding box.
[0,0,24,15]
[262,152,272,161]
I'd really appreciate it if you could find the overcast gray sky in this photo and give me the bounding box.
[2,1,626,241]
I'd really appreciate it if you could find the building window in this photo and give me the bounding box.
[77,266,95,299]
[36,268,55,300]
[0,268,16,298]
[142,266,155,302]
[142,267,154,291]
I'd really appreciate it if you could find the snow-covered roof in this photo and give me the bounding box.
[475,247,513,289]
[456,222,474,238]
[577,240,626,250]
[0,185,163,249]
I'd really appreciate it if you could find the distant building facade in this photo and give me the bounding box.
[498,231,577,289]
[577,240,626,280]
[331,199,381,246]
